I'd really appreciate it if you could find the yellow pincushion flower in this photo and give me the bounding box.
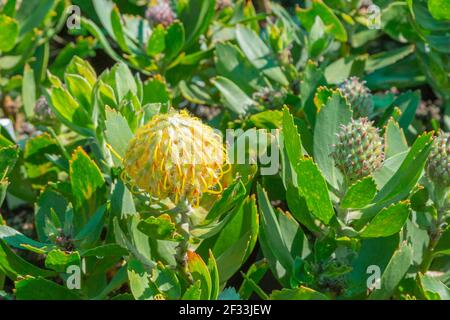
[123,110,227,206]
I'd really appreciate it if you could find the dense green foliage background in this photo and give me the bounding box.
[0,0,449,300]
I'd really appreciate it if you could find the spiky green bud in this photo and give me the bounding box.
[339,77,373,119]
[332,118,384,182]
[427,131,450,187]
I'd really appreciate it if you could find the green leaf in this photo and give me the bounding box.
[380,91,421,131]
[182,280,202,300]
[0,241,55,280]
[81,244,128,258]
[360,202,411,238]
[0,14,18,52]
[282,107,303,166]
[179,80,213,105]
[0,145,19,177]
[80,17,126,65]
[359,132,433,225]
[74,205,106,248]
[341,177,377,209]
[0,225,52,253]
[111,5,130,54]
[137,214,182,241]
[257,185,310,287]
[127,259,156,300]
[70,147,106,232]
[199,196,258,284]
[236,25,288,85]
[368,244,413,300]
[313,91,352,189]
[66,56,97,88]
[384,119,408,159]
[22,64,36,118]
[35,189,69,242]
[45,250,80,273]
[187,251,212,300]
[296,1,347,42]
[215,43,263,95]
[111,178,136,219]
[211,76,254,115]
[207,251,220,300]
[419,274,450,300]
[270,287,329,300]
[179,0,214,49]
[164,21,185,62]
[147,25,166,56]
[346,234,400,298]
[295,158,335,224]
[203,179,247,224]
[46,86,94,136]
[15,277,81,300]
[238,260,269,300]
[142,78,170,105]
[366,45,414,73]
[105,107,133,163]
[65,74,93,113]
[113,62,137,102]
[300,61,327,119]
[428,0,450,20]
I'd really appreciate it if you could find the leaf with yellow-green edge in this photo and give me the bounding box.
[296,0,347,42]
[64,74,93,113]
[341,177,377,209]
[0,240,55,280]
[111,5,130,54]
[282,107,303,166]
[164,21,185,62]
[0,14,18,52]
[187,251,212,300]
[69,147,106,233]
[127,258,158,300]
[45,249,80,273]
[0,225,53,253]
[0,179,8,207]
[360,202,411,238]
[269,286,329,300]
[419,274,450,300]
[147,24,166,56]
[313,86,334,111]
[15,277,81,300]
[46,86,94,137]
[207,251,220,300]
[295,158,335,224]
[182,280,202,300]
[66,56,97,88]
[238,260,269,300]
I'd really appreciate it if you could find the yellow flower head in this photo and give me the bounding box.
[123,110,227,206]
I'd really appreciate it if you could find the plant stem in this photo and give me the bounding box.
[420,208,446,273]
[174,200,193,282]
